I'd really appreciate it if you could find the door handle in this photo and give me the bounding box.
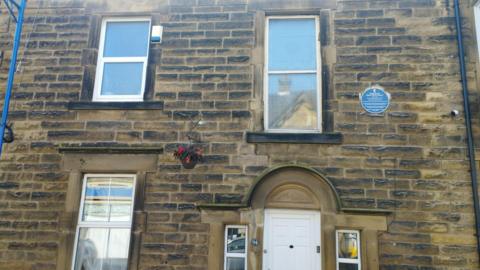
[316,245,321,253]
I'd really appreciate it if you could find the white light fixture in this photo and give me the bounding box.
[151,25,163,43]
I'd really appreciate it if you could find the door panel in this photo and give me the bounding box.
[263,209,321,270]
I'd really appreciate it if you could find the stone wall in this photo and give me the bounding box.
[0,0,479,269]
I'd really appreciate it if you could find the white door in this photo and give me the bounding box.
[263,209,321,270]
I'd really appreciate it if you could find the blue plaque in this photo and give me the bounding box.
[360,86,390,114]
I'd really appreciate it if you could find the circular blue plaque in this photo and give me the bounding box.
[360,86,390,114]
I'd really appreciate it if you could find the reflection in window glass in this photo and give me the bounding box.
[83,178,110,222]
[74,228,108,270]
[106,229,130,269]
[74,228,129,270]
[265,17,320,131]
[338,232,359,259]
[224,226,247,270]
[268,74,318,130]
[226,257,245,270]
[101,62,144,96]
[336,230,361,270]
[109,178,134,222]
[74,175,135,270]
[268,18,317,71]
[339,263,359,270]
[226,227,247,253]
[82,177,134,223]
[104,21,150,57]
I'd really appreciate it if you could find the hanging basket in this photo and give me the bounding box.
[174,145,203,170]
[181,159,198,169]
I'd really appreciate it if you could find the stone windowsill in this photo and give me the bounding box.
[246,132,343,144]
[67,101,164,110]
[58,146,164,154]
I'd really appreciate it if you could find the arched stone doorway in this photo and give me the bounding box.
[200,165,389,270]
[247,165,340,212]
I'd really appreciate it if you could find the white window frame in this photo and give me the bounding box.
[264,16,323,133]
[93,17,151,102]
[475,2,480,61]
[224,225,248,270]
[336,229,361,270]
[71,174,137,270]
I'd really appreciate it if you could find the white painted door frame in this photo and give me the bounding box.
[475,2,480,61]
[263,209,321,270]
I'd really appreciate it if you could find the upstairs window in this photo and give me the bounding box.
[93,18,151,102]
[72,174,136,270]
[264,16,322,132]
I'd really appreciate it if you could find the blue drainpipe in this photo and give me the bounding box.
[0,0,27,157]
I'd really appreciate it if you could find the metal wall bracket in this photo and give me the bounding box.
[0,0,27,157]
[3,0,21,22]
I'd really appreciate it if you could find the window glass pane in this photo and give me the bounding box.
[105,229,130,270]
[101,63,144,96]
[475,5,480,60]
[268,74,318,130]
[109,178,134,222]
[338,232,359,259]
[226,257,245,270]
[226,227,247,254]
[83,178,110,222]
[339,263,359,270]
[83,176,134,222]
[74,228,130,270]
[104,21,150,57]
[268,18,317,71]
[74,228,108,270]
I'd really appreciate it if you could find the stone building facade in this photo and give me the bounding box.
[0,0,480,269]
